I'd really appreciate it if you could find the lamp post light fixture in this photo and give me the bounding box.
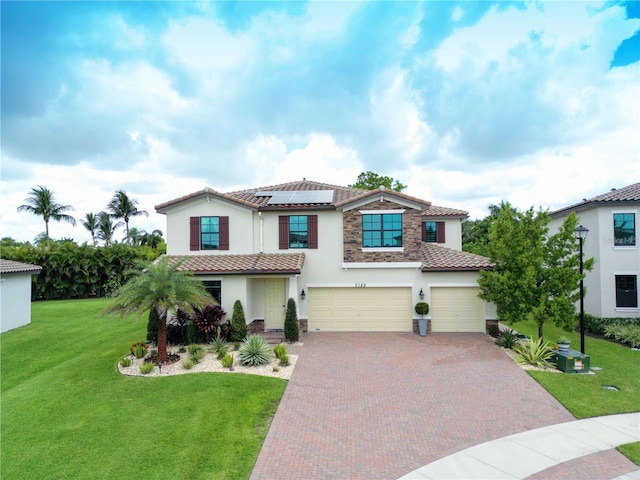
[573,224,589,354]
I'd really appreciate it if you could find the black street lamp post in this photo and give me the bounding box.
[574,225,589,354]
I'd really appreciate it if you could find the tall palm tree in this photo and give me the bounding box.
[17,185,76,240]
[103,257,213,362]
[123,227,145,246]
[106,190,148,244]
[97,211,123,246]
[141,229,164,249]
[81,212,100,246]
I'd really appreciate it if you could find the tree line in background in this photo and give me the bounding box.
[16,185,161,247]
[1,240,161,300]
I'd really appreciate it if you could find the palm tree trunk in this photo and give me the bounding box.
[158,312,168,363]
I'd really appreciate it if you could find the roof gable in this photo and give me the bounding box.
[0,259,42,274]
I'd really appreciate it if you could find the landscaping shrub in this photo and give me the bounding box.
[186,320,199,344]
[209,335,229,358]
[188,344,206,364]
[139,362,155,374]
[273,344,287,360]
[194,305,227,343]
[182,358,195,370]
[238,335,271,366]
[146,308,159,344]
[278,354,291,367]
[513,337,555,369]
[166,309,191,345]
[584,314,640,335]
[130,341,148,359]
[604,324,640,348]
[119,356,132,367]
[221,353,234,369]
[284,298,299,342]
[495,329,519,349]
[229,300,248,342]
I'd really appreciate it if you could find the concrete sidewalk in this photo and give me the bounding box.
[399,412,640,479]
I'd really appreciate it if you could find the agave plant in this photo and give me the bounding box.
[238,335,272,366]
[495,329,518,349]
[513,337,554,369]
[209,335,229,359]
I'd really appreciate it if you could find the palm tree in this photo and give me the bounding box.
[97,211,123,246]
[81,212,100,246]
[17,185,76,240]
[106,190,148,244]
[123,227,145,246]
[140,229,164,249]
[103,257,213,362]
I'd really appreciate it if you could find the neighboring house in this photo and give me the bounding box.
[155,179,494,334]
[550,182,640,319]
[0,259,42,333]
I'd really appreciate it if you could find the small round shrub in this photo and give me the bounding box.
[221,353,234,369]
[238,335,272,366]
[139,362,155,374]
[120,356,132,367]
[190,349,206,364]
[130,342,148,359]
[182,358,195,370]
[278,354,291,367]
[273,343,287,360]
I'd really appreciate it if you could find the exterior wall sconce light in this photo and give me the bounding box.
[419,288,425,300]
[300,289,306,300]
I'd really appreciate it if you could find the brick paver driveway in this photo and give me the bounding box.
[250,332,575,480]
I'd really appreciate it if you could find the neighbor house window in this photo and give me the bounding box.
[615,275,638,308]
[202,280,222,304]
[362,213,403,248]
[423,221,445,243]
[190,216,229,251]
[279,215,318,249]
[614,213,636,246]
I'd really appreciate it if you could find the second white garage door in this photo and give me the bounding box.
[430,287,485,332]
[308,287,412,332]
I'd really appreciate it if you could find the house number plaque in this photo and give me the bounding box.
[355,283,367,287]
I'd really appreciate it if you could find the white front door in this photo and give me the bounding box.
[265,278,286,330]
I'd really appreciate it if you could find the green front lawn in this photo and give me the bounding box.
[505,318,640,464]
[1,299,287,480]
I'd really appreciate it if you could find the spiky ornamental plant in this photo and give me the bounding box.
[229,300,248,342]
[284,298,299,342]
[238,335,271,366]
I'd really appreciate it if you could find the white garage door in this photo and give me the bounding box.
[308,287,412,332]
[430,287,485,332]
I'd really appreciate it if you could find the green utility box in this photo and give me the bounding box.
[554,349,590,373]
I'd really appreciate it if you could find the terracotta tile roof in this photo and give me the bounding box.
[155,179,442,213]
[422,205,468,218]
[551,182,640,216]
[421,244,493,271]
[164,253,305,275]
[0,259,42,274]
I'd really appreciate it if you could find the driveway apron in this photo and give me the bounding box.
[250,332,575,480]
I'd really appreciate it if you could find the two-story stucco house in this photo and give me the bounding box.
[550,182,640,319]
[155,180,494,334]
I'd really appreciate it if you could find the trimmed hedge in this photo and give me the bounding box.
[584,314,640,335]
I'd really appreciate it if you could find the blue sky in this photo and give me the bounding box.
[1,1,639,244]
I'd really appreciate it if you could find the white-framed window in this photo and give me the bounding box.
[613,212,636,246]
[615,275,638,308]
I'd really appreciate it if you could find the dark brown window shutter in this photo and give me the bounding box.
[279,216,289,249]
[436,221,445,243]
[190,217,200,251]
[308,215,318,249]
[422,223,427,242]
[219,216,229,250]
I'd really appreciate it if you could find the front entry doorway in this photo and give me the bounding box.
[265,278,286,330]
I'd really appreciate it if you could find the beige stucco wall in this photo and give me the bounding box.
[550,204,639,318]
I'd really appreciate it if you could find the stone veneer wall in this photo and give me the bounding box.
[343,200,424,263]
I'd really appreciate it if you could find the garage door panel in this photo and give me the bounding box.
[309,287,411,332]
[431,287,484,333]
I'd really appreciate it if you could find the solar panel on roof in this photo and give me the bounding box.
[254,191,278,197]
[267,190,334,205]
